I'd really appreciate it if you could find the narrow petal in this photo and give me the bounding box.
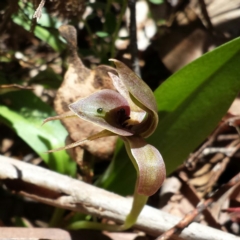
[46,139,88,153]
[122,136,166,196]
[42,111,77,126]
[69,89,134,136]
[46,130,115,153]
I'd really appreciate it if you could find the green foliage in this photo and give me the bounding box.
[13,0,65,52]
[0,91,76,176]
[96,31,109,38]
[148,0,164,4]
[97,37,240,195]
[83,0,127,62]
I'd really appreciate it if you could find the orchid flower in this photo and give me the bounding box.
[43,59,166,230]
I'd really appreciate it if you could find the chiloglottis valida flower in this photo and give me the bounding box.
[43,59,166,229]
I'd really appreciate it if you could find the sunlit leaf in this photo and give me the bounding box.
[0,91,76,176]
[12,1,65,52]
[96,31,109,38]
[149,0,164,4]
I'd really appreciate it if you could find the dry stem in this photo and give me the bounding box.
[0,155,239,240]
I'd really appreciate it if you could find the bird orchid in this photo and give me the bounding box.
[43,59,166,230]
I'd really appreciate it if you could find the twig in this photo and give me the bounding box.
[156,171,240,240]
[33,0,46,20]
[30,0,45,34]
[198,0,214,32]
[186,116,240,169]
[229,117,240,137]
[128,0,141,77]
[0,155,239,240]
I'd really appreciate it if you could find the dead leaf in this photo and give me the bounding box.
[54,25,118,181]
[228,98,240,116]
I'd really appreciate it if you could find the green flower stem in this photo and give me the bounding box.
[66,136,150,231]
[121,192,148,230]
[49,208,65,227]
[67,221,123,231]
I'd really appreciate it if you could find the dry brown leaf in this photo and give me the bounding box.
[230,184,240,203]
[44,0,86,18]
[190,0,240,36]
[159,27,211,73]
[54,25,118,180]
[210,183,240,225]
[152,0,240,73]
[228,98,240,116]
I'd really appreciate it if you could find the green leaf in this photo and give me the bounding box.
[97,37,240,195]
[96,31,109,38]
[148,0,164,4]
[0,91,76,176]
[12,1,65,52]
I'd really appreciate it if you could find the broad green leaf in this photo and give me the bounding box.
[0,91,76,176]
[97,37,240,195]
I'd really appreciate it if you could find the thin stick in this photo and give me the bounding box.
[0,155,238,240]
[198,0,214,32]
[33,0,46,20]
[156,168,240,240]
[186,116,240,169]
